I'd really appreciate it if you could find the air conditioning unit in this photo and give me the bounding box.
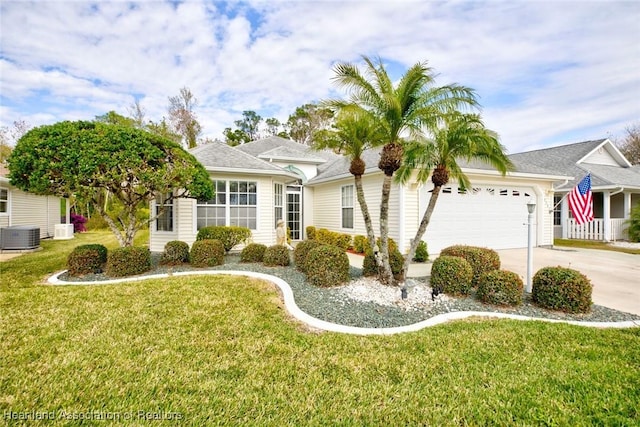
[0,226,40,250]
[54,224,74,240]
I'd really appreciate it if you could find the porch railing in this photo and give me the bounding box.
[566,218,628,241]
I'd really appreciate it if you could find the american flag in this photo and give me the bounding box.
[568,174,594,225]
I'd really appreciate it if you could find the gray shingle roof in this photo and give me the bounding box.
[509,139,640,190]
[236,136,337,163]
[189,141,296,176]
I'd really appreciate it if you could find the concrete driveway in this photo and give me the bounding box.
[498,247,640,316]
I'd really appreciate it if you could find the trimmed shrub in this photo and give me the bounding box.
[160,240,190,265]
[440,245,500,286]
[362,246,404,279]
[353,235,367,254]
[294,240,324,273]
[306,244,351,287]
[240,243,267,263]
[196,226,251,252]
[315,228,337,247]
[626,203,640,242]
[263,245,290,267]
[532,266,593,313]
[412,240,429,263]
[430,255,473,296]
[306,225,316,240]
[335,233,353,251]
[67,244,108,276]
[190,239,225,267]
[477,270,523,306]
[106,246,151,277]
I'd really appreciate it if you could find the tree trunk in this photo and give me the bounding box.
[354,174,378,255]
[378,174,395,286]
[401,185,442,282]
[97,205,127,247]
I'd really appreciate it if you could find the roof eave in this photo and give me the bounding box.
[204,166,299,179]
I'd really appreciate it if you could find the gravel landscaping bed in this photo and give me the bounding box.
[57,253,640,328]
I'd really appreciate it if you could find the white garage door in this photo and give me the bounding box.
[421,184,537,254]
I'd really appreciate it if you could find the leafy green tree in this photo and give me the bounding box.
[146,118,182,144]
[168,87,201,149]
[286,103,334,145]
[265,117,287,137]
[313,107,385,258]
[7,121,213,247]
[396,113,512,279]
[235,110,262,141]
[327,55,477,285]
[223,127,250,146]
[95,111,136,127]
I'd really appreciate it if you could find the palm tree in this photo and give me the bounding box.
[396,112,513,280]
[328,56,478,285]
[313,107,386,255]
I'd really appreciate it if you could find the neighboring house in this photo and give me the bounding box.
[151,136,578,254]
[0,164,69,242]
[510,139,640,241]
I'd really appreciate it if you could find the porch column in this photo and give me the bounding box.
[603,190,611,241]
[561,194,569,239]
[623,192,632,219]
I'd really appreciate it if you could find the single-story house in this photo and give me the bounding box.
[510,139,640,241]
[0,164,71,243]
[151,136,635,255]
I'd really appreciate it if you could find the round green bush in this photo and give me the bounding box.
[626,203,640,242]
[263,245,290,267]
[306,244,350,287]
[196,226,251,252]
[477,270,523,306]
[294,240,324,273]
[412,240,429,263]
[160,240,190,265]
[430,255,473,296]
[532,266,593,313]
[353,235,367,254]
[440,245,500,286]
[67,244,108,276]
[362,247,404,279]
[190,239,225,267]
[105,246,151,277]
[240,243,267,263]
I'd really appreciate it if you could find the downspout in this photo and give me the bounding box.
[398,183,405,253]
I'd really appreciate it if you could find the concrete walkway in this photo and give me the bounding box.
[348,248,640,316]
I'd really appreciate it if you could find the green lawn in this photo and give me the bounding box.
[555,238,640,255]
[1,231,639,425]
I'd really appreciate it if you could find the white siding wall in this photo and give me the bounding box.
[310,172,406,246]
[1,186,62,239]
[149,174,288,252]
[582,146,620,166]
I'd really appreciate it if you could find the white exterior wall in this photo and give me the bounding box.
[310,171,557,255]
[149,174,289,253]
[310,172,408,246]
[0,184,62,239]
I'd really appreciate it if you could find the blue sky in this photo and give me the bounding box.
[1,0,638,153]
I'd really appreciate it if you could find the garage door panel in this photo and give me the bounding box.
[423,185,535,253]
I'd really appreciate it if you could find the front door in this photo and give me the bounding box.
[286,185,302,241]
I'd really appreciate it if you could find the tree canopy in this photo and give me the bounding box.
[8,120,213,246]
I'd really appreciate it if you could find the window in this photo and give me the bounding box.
[197,180,257,230]
[553,194,562,226]
[0,188,7,214]
[197,180,227,228]
[274,183,283,227]
[155,193,173,232]
[341,185,354,229]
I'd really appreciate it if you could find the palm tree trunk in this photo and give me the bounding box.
[401,185,442,281]
[354,175,377,254]
[378,174,395,286]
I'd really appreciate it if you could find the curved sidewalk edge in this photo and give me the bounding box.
[47,270,640,335]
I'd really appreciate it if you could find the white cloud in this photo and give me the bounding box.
[0,0,638,151]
